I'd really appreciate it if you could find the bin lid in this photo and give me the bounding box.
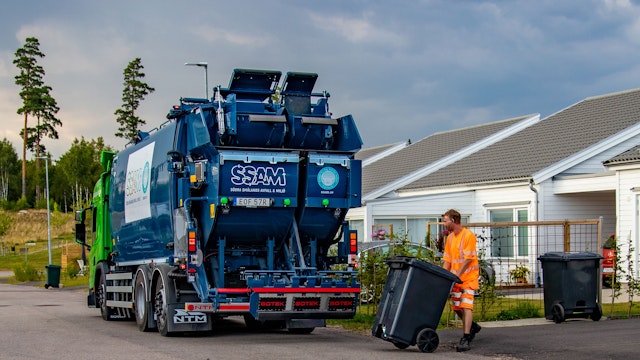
[386,256,462,284]
[538,251,603,262]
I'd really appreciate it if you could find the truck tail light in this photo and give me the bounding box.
[188,231,197,252]
[349,231,357,254]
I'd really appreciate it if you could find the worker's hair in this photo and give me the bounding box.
[442,209,461,224]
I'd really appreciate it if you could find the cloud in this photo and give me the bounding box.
[309,11,405,45]
[187,25,270,46]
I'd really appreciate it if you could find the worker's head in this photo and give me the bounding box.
[442,209,461,225]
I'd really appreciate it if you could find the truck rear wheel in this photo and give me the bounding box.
[135,272,154,332]
[154,273,176,336]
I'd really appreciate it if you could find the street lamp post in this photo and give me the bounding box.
[184,62,209,99]
[36,156,52,265]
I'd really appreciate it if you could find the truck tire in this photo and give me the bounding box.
[135,271,155,332]
[154,273,176,336]
[97,263,114,321]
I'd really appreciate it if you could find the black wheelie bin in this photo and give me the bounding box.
[372,256,461,353]
[538,251,603,323]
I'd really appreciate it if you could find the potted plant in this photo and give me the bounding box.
[510,265,530,284]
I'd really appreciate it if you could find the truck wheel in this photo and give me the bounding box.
[135,273,154,332]
[154,274,176,336]
[97,265,114,321]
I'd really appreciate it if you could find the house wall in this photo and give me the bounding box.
[615,168,640,276]
[539,180,616,245]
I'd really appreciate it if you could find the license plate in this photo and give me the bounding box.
[603,268,614,273]
[234,197,272,207]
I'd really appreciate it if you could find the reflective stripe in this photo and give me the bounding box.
[461,265,479,274]
[451,291,462,297]
[461,297,474,305]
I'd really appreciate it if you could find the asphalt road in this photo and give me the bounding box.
[0,282,637,360]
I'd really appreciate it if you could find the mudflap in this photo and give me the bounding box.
[87,289,96,307]
[167,303,212,333]
[287,318,325,329]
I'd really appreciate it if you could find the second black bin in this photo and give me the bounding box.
[538,251,603,323]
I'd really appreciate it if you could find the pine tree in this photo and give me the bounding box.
[13,37,61,203]
[114,58,155,142]
[14,37,45,199]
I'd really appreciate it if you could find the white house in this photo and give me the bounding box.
[349,88,640,281]
[603,145,640,274]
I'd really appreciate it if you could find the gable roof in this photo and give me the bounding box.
[400,88,640,192]
[362,114,537,199]
[603,145,640,166]
[355,141,409,166]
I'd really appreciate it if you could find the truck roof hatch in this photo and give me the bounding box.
[281,72,318,96]
[223,68,281,101]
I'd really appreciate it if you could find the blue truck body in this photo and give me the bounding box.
[76,69,362,335]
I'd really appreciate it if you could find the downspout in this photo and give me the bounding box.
[529,179,541,288]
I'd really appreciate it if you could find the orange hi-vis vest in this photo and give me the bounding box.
[443,228,479,289]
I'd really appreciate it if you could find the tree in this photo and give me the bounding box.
[13,37,61,203]
[55,137,110,210]
[114,58,155,142]
[14,37,44,199]
[0,139,20,205]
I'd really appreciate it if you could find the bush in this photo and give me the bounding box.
[66,258,81,278]
[12,263,44,282]
[14,197,30,211]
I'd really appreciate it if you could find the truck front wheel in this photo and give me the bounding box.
[97,264,114,321]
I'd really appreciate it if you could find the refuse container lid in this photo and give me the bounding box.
[45,264,61,269]
[538,251,603,262]
[386,256,462,283]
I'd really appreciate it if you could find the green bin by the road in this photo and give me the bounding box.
[45,264,61,289]
[538,251,602,323]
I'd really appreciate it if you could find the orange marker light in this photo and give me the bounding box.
[188,231,197,252]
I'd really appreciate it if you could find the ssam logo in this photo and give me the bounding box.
[230,164,286,187]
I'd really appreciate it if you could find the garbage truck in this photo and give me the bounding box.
[75,68,362,336]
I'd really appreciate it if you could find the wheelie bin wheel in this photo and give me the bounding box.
[552,303,565,323]
[591,303,602,321]
[416,328,439,353]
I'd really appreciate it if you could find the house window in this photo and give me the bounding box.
[489,208,528,258]
[372,217,439,245]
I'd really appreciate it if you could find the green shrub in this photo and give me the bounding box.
[12,263,44,282]
[66,258,81,278]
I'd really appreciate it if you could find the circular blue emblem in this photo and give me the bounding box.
[317,167,339,190]
[141,161,151,193]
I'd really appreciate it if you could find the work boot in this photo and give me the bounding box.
[469,321,482,341]
[456,336,471,352]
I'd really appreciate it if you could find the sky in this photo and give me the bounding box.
[2,0,640,160]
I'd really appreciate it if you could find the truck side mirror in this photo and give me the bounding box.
[75,223,88,248]
[75,210,85,223]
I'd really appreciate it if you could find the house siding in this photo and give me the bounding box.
[540,180,615,246]
[616,168,640,275]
